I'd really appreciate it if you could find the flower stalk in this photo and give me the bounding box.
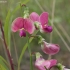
[0,20,14,70]
[27,34,33,70]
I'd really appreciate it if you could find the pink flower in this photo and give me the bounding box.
[35,57,57,70]
[41,41,60,55]
[29,12,53,33]
[29,12,39,22]
[19,29,26,37]
[39,12,53,33]
[39,12,48,27]
[41,25,53,33]
[11,17,24,32]
[11,17,35,37]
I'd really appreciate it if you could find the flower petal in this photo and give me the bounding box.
[24,19,35,34]
[19,29,26,37]
[35,57,47,70]
[42,59,57,69]
[11,17,24,32]
[41,41,60,55]
[43,25,53,33]
[29,12,39,22]
[49,59,57,68]
[35,56,57,70]
[39,12,49,27]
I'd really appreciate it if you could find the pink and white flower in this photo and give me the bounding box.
[11,17,35,37]
[41,41,60,55]
[35,57,57,70]
[29,12,53,33]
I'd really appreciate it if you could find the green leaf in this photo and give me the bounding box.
[4,10,11,49]
[0,56,9,67]
[0,64,6,70]
[0,58,9,70]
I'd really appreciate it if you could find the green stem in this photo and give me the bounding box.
[20,3,23,16]
[50,0,56,43]
[18,31,38,70]
[0,20,14,70]
[27,34,33,70]
[49,0,56,60]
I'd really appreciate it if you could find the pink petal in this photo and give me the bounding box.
[11,17,24,32]
[19,29,26,37]
[24,19,35,34]
[35,57,48,70]
[42,60,50,69]
[41,41,60,55]
[29,12,39,22]
[35,57,57,70]
[43,25,53,33]
[49,59,57,68]
[42,59,57,69]
[39,12,49,27]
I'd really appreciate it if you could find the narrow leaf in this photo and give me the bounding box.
[4,10,11,49]
[0,58,9,70]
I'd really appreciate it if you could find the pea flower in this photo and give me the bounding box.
[19,29,26,37]
[41,41,60,55]
[35,52,57,70]
[29,12,53,33]
[29,12,39,22]
[11,17,35,37]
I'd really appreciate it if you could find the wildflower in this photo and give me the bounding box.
[29,12,53,33]
[19,29,26,37]
[11,17,35,37]
[29,12,39,22]
[39,12,53,33]
[41,41,60,55]
[35,52,57,70]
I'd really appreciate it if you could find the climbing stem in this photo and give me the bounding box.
[0,20,14,70]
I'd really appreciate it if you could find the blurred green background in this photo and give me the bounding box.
[0,0,70,70]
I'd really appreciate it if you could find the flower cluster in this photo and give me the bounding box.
[35,38,60,70]
[11,12,52,37]
[35,52,57,70]
[11,7,70,70]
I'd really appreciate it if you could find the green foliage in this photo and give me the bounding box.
[0,56,9,70]
[4,10,12,49]
[0,56,8,67]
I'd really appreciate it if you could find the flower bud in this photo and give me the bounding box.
[41,41,60,55]
[43,25,53,33]
[19,29,26,37]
